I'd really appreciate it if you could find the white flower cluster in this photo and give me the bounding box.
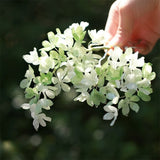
[20,22,156,130]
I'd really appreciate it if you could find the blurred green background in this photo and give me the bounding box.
[0,0,160,159]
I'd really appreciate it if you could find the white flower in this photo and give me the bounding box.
[23,48,39,65]
[106,83,119,104]
[64,28,73,38]
[109,47,123,61]
[80,21,89,30]
[61,60,75,79]
[129,52,144,70]
[74,89,90,102]
[103,103,118,126]
[69,21,89,31]
[32,113,51,131]
[37,98,53,110]
[25,65,35,80]
[80,70,98,89]
[108,47,124,69]
[88,29,106,44]
[39,51,55,73]
[125,73,138,90]
[21,102,51,130]
[124,69,143,90]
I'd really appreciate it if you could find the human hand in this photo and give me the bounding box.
[105,0,160,54]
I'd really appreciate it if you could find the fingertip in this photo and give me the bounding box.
[134,47,151,55]
[126,40,154,55]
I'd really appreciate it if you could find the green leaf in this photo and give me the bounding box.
[139,87,152,95]
[142,63,152,77]
[106,66,123,81]
[34,76,41,84]
[99,86,107,95]
[86,96,94,107]
[59,48,67,62]
[42,40,52,50]
[49,50,59,59]
[71,68,83,84]
[73,33,80,42]
[72,26,86,43]
[148,72,156,81]
[40,72,53,85]
[142,63,156,80]
[97,76,105,87]
[29,97,39,105]
[118,99,125,109]
[96,68,105,87]
[130,95,140,102]
[101,61,109,70]
[35,103,42,114]
[138,91,151,102]
[90,89,106,106]
[118,99,130,116]
[130,102,139,113]
[125,90,136,98]
[122,105,130,116]
[25,88,36,99]
[37,98,53,110]
[95,67,101,75]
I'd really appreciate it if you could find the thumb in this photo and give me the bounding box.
[107,3,134,48]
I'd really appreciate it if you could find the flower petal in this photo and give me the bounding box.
[103,113,114,120]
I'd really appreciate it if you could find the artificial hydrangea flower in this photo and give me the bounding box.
[20,22,156,130]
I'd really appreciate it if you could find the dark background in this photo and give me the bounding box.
[0,0,160,159]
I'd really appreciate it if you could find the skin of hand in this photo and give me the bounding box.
[105,0,160,54]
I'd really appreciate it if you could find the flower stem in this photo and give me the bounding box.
[86,45,110,52]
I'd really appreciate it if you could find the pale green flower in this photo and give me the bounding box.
[52,68,70,95]
[20,65,35,89]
